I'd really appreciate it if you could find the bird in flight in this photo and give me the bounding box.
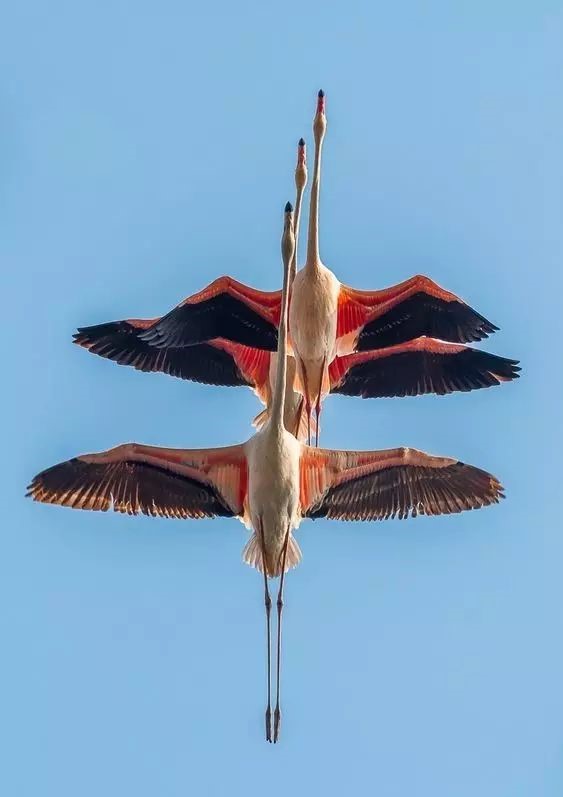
[74,96,519,443]
[28,203,505,742]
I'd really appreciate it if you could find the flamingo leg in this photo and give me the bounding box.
[258,518,272,743]
[314,357,326,448]
[298,359,312,446]
[273,526,292,744]
[295,396,306,439]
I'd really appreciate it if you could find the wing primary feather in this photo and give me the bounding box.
[305,461,504,521]
[27,457,236,520]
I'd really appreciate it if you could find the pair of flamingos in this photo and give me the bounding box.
[28,91,519,743]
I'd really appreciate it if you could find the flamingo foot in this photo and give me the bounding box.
[273,706,281,743]
[314,357,325,447]
[265,708,272,743]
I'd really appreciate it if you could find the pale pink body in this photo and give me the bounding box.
[243,424,302,576]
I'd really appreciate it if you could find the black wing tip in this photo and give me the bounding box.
[461,321,498,343]
[475,318,500,339]
[503,360,521,379]
[74,323,100,336]
[73,321,128,345]
[453,460,505,500]
[285,201,293,213]
[462,349,521,379]
[73,331,94,348]
[427,296,499,341]
[26,468,52,500]
[335,347,522,399]
[473,350,521,380]
[74,325,94,341]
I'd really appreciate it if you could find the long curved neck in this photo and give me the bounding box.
[270,255,291,432]
[305,130,324,270]
[290,140,307,284]
[270,215,294,432]
[289,184,304,284]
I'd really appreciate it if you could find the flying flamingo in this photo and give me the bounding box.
[81,90,501,444]
[287,90,501,440]
[74,139,518,442]
[28,203,505,742]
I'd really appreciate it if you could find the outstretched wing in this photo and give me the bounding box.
[138,277,282,351]
[329,338,520,398]
[27,443,248,520]
[74,321,271,390]
[301,446,503,521]
[337,275,498,353]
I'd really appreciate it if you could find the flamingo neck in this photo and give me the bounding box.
[270,202,295,436]
[289,184,304,284]
[270,249,291,433]
[305,134,324,271]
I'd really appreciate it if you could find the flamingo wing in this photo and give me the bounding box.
[74,321,272,390]
[337,276,498,353]
[301,446,503,521]
[329,338,520,399]
[137,277,282,351]
[27,443,248,520]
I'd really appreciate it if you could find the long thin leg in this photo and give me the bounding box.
[314,396,321,447]
[314,357,326,447]
[295,396,306,439]
[273,527,292,743]
[258,518,272,743]
[299,359,312,446]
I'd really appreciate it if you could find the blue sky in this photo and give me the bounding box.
[2,1,563,794]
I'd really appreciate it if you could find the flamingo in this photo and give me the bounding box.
[79,90,501,444]
[74,139,519,442]
[28,202,505,742]
[287,89,502,440]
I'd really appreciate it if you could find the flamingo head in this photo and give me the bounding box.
[313,89,327,142]
[295,138,307,192]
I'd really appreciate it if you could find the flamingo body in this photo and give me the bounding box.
[244,425,302,576]
[289,262,340,410]
[289,263,340,363]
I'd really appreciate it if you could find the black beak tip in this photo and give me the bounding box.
[318,89,324,98]
[298,137,305,147]
[284,201,293,213]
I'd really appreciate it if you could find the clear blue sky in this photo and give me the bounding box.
[2,1,562,794]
